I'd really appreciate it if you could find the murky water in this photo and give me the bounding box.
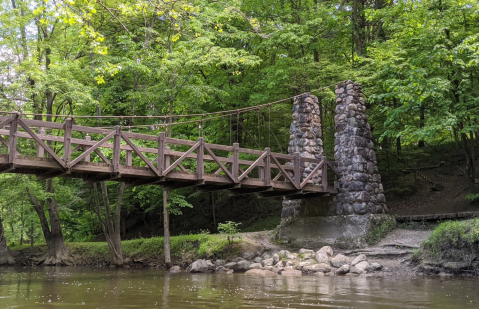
[0,267,478,308]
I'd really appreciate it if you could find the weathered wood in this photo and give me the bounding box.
[113,126,121,174]
[84,135,91,162]
[69,131,115,167]
[8,114,18,164]
[197,138,204,181]
[204,144,236,182]
[158,132,165,174]
[121,132,160,176]
[232,143,239,182]
[300,159,324,188]
[322,158,328,189]
[63,118,73,164]
[264,148,271,186]
[270,153,298,189]
[294,152,300,185]
[37,128,45,158]
[163,141,200,176]
[94,149,111,165]
[238,151,267,182]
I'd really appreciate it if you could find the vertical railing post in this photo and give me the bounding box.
[8,113,18,164]
[294,152,301,188]
[84,135,91,162]
[196,137,204,181]
[63,118,72,167]
[158,132,165,175]
[164,146,171,175]
[37,128,45,158]
[322,156,328,189]
[126,150,132,166]
[113,126,121,174]
[232,143,239,183]
[264,147,271,186]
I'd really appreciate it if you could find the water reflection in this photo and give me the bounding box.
[0,267,478,308]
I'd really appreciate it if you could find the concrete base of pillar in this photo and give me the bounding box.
[277,214,396,249]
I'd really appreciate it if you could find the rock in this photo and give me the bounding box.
[331,254,350,268]
[318,246,334,257]
[278,250,288,257]
[233,257,245,263]
[419,265,441,274]
[248,263,263,270]
[443,262,469,271]
[314,252,329,264]
[216,266,234,274]
[242,252,256,260]
[262,266,274,271]
[285,260,295,267]
[215,259,226,267]
[169,266,181,273]
[286,252,298,260]
[299,248,315,259]
[273,253,280,264]
[225,262,238,271]
[350,261,370,274]
[297,260,314,269]
[254,257,263,264]
[262,258,274,267]
[245,269,276,276]
[370,262,383,271]
[237,260,251,272]
[299,248,315,254]
[275,261,285,268]
[335,264,350,275]
[187,259,214,273]
[302,263,331,274]
[351,254,367,266]
[262,252,272,260]
[280,269,302,277]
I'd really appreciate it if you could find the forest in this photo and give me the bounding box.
[0,0,478,266]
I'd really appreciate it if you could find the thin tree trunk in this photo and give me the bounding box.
[163,189,171,269]
[0,216,14,265]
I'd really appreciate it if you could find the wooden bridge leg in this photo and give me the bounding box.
[322,156,328,188]
[37,128,45,158]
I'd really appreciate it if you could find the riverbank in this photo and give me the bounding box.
[5,219,478,277]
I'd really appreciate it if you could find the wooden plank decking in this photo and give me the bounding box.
[0,114,338,198]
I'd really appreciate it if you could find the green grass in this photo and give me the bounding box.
[422,218,479,263]
[10,234,236,267]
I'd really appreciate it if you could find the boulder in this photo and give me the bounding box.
[315,252,329,264]
[299,248,315,259]
[169,266,181,273]
[225,262,238,271]
[233,257,245,263]
[216,266,234,274]
[248,263,263,270]
[318,246,334,257]
[273,253,280,264]
[262,258,274,267]
[302,263,331,274]
[297,260,314,269]
[286,252,298,260]
[242,252,256,260]
[254,257,263,264]
[275,261,285,268]
[215,259,226,267]
[331,254,350,268]
[350,261,370,274]
[351,254,367,266]
[443,262,469,271]
[285,260,295,267]
[237,260,251,272]
[280,269,302,277]
[335,264,350,275]
[262,252,272,260]
[187,259,214,273]
[370,262,383,271]
[245,269,276,276]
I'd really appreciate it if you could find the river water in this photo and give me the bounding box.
[0,267,478,308]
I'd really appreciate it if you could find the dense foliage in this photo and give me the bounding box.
[0,0,478,254]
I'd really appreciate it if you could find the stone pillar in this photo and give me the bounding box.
[281,94,324,222]
[333,81,387,215]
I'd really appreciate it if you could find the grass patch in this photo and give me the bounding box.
[243,217,280,232]
[364,215,397,246]
[422,218,479,264]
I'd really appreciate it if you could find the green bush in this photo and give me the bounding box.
[422,218,479,264]
[218,221,241,246]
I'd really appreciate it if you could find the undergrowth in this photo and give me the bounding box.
[422,218,479,264]
[243,217,280,232]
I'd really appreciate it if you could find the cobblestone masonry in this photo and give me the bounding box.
[281,93,324,221]
[333,81,387,215]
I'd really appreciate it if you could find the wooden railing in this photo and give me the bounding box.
[0,114,338,197]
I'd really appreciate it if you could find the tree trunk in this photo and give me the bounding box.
[27,180,71,265]
[163,189,171,269]
[0,216,14,265]
[91,182,124,266]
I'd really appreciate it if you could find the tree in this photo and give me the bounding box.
[0,215,14,265]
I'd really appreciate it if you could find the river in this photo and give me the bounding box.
[0,267,477,308]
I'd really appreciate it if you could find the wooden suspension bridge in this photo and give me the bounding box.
[0,114,338,199]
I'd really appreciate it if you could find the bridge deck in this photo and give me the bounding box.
[0,114,338,198]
